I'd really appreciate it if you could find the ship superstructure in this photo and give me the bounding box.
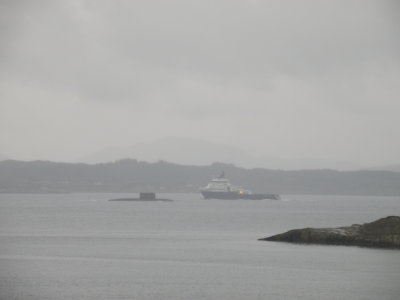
[200,172,279,200]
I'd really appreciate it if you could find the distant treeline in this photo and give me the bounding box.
[0,159,400,196]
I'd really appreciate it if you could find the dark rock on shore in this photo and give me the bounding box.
[259,216,400,249]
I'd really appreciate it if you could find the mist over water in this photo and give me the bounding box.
[1,1,400,167]
[1,193,399,300]
[1,1,400,299]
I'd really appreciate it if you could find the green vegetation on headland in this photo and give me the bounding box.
[259,216,400,249]
[1,159,400,196]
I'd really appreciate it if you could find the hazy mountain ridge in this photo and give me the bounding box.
[0,154,9,161]
[1,159,400,196]
[79,138,255,166]
[368,164,400,172]
[79,137,364,170]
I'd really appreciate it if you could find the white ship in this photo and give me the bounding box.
[200,172,280,200]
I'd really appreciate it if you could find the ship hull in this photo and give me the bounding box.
[201,191,280,200]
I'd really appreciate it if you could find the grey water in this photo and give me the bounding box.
[0,193,399,300]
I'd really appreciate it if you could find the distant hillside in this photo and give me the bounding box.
[79,137,362,170]
[1,160,400,196]
[368,164,400,172]
[80,137,257,166]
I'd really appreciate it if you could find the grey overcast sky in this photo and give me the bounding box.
[0,0,399,167]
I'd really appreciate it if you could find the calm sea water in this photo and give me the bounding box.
[0,193,399,300]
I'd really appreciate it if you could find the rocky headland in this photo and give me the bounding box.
[259,216,400,249]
